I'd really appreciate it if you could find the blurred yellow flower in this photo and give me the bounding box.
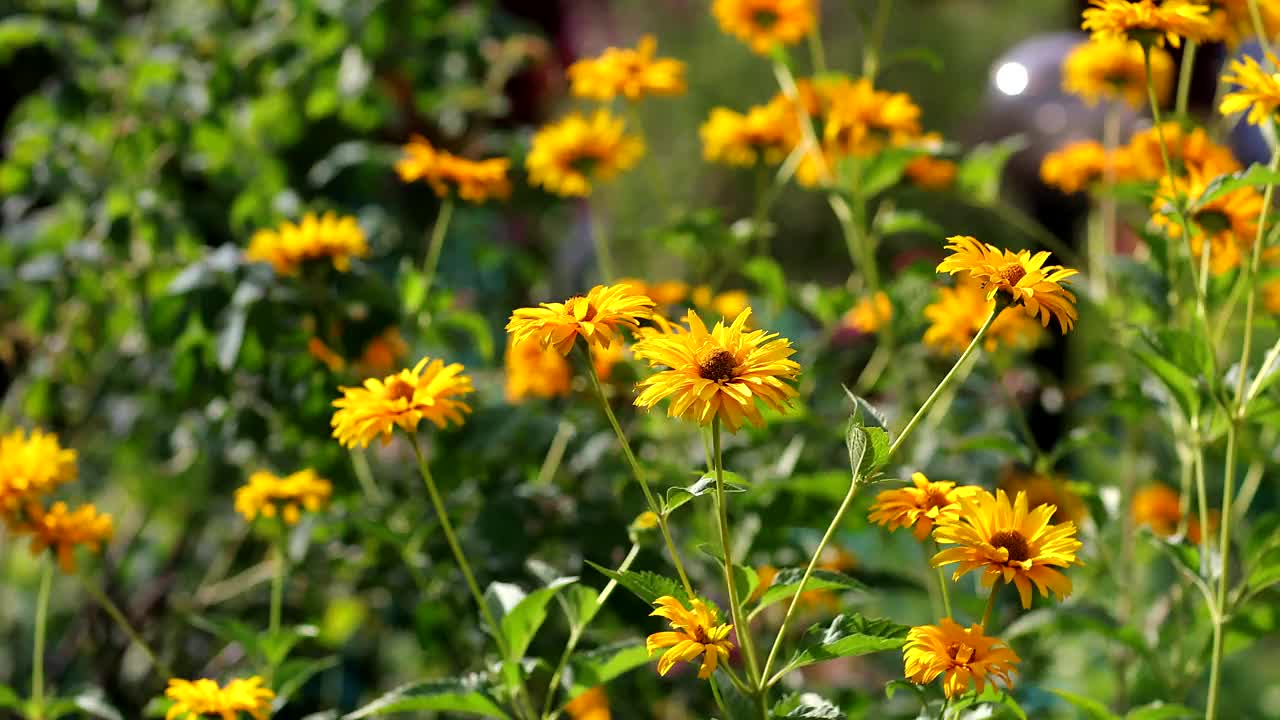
[564,686,611,720]
[1040,140,1133,195]
[712,0,816,54]
[1152,165,1263,275]
[0,428,77,515]
[998,466,1086,525]
[504,336,573,403]
[823,78,923,157]
[843,291,892,334]
[1220,52,1280,126]
[245,212,369,275]
[646,595,734,679]
[869,473,981,542]
[1082,0,1211,48]
[904,619,1020,699]
[235,469,332,525]
[395,136,511,203]
[1203,0,1280,46]
[357,328,409,375]
[691,286,752,323]
[616,278,689,307]
[923,280,1045,355]
[526,111,644,197]
[700,103,795,167]
[937,236,1079,333]
[164,676,274,720]
[632,511,661,530]
[567,35,685,101]
[331,357,474,448]
[1063,38,1173,107]
[506,284,655,356]
[1132,483,1215,543]
[904,155,957,191]
[633,308,800,431]
[1126,122,1238,181]
[16,501,113,573]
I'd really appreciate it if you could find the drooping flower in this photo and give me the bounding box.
[504,336,573,403]
[936,236,1079,333]
[869,473,982,542]
[632,308,800,432]
[646,596,734,679]
[932,489,1084,608]
[395,136,511,203]
[904,155,957,191]
[164,676,275,720]
[699,103,796,167]
[526,111,645,197]
[712,0,817,55]
[843,291,892,334]
[1220,52,1280,126]
[234,469,332,525]
[923,279,1046,355]
[506,284,655,356]
[1151,165,1263,275]
[245,212,369,275]
[903,619,1020,699]
[1040,140,1133,195]
[0,428,77,516]
[1081,0,1212,48]
[1063,38,1173,107]
[1126,122,1239,181]
[567,35,686,101]
[563,686,611,720]
[16,501,113,573]
[330,357,474,448]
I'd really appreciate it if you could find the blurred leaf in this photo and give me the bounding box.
[958,136,1028,203]
[189,615,261,658]
[1047,688,1119,720]
[882,47,945,73]
[342,677,508,719]
[73,694,123,720]
[855,147,919,197]
[873,209,941,238]
[1195,164,1280,206]
[0,686,19,709]
[883,679,926,702]
[743,256,788,310]
[770,691,844,718]
[565,641,651,698]
[275,657,339,704]
[1124,702,1199,720]
[949,432,1031,464]
[752,569,867,616]
[947,687,1027,719]
[776,613,908,677]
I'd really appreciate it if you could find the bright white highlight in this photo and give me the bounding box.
[994,62,1030,96]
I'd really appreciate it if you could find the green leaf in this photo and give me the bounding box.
[664,473,748,515]
[560,584,602,630]
[770,691,845,718]
[778,613,909,676]
[696,543,760,601]
[856,147,920,197]
[1125,702,1200,720]
[958,136,1028,203]
[499,577,576,662]
[0,686,20,710]
[882,679,927,703]
[752,569,867,615]
[841,386,888,431]
[188,615,262,659]
[874,209,942,238]
[275,657,339,703]
[1195,163,1280,206]
[860,427,890,475]
[1129,334,1202,419]
[565,641,652,698]
[743,256,788,310]
[585,562,688,606]
[73,694,123,720]
[947,687,1027,719]
[342,677,509,719]
[1048,688,1120,720]
[846,422,868,482]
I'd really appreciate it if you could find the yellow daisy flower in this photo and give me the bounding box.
[1126,121,1239,180]
[16,501,113,573]
[904,155,958,191]
[563,686,611,720]
[923,279,1046,355]
[822,78,923,158]
[245,212,369,276]
[395,136,511,203]
[1039,140,1134,195]
[646,595,735,679]
[842,291,892,334]
[712,0,816,54]
[936,236,1079,333]
[234,469,332,525]
[868,473,982,542]
[525,111,645,197]
[0,428,77,516]
[1081,0,1212,48]
[699,103,796,167]
[1220,52,1280,126]
[506,284,655,356]
[504,335,573,403]
[1063,38,1173,108]
[932,489,1084,608]
[567,35,686,101]
[330,357,474,448]
[1151,165,1263,275]
[904,619,1020,699]
[164,676,275,720]
[632,308,800,432]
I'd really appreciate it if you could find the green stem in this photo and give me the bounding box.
[861,0,892,82]
[1175,41,1197,119]
[349,448,383,503]
[981,581,1001,631]
[269,527,286,640]
[933,543,953,619]
[420,197,454,301]
[1191,423,1212,573]
[32,560,52,719]
[81,577,175,679]
[806,23,827,74]
[534,418,576,486]
[750,165,775,258]
[1249,0,1277,58]
[589,202,615,282]
[710,420,763,694]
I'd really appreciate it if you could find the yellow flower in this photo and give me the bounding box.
[0,428,77,516]
[1039,140,1133,195]
[998,466,1086,525]
[869,473,982,542]
[1151,165,1263,275]
[936,236,1079,333]
[904,155,957,191]
[616,278,690,307]
[904,619,1020,699]
[1126,122,1239,180]
[1081,0,1212,48]
[712,0,816,54]
[357,328,409,375]
[923,279,1046,355]
[395,136,511,203]
[234,469,332,525]
[700,103,796,167]
[164,676,275,720]
[932,489,1084,608]
[843,291,892,334]
[646,596,734,679]
[1131,483,1215,543]
[504,336,573,403]
[563,686,611,720]
[16,501,113,573]
[1063,38,1173,108]
[330,357,474,448]
[526,111,645,197]
[1203,0,1280,46]
[1220,52,1280,126]
[632,511,661,531]
[506,284,655,356]
[691,287,752,323]
[822,78,923,157]
[632,308,800,432]
[567,35,685,101]
[1265,275,1280,313]
[245,212,369,275]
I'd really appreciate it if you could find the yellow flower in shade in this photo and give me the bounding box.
[904,155,957,191]
[712,0,816,54]
[936,236,1079,333]
[869,473,982,542]
[234,469,332,525]
[164,677,274,720]
[616,278,690,307]
[923,280,1046,355]
[567,35,686,101]
[1039,140,1133,195]
[0,428,77,515]
[16,501,113,573]
[1126,122,1239,181]
[903,619,1020,699]
[504,336,573,403]
[1203,0,1280,46]
[998,466,1086,525]
[1081,0,1212,48]
[932,489,1084,608]
[245,212,369,276]
[843,291,892,334]
[822,78,923,157]
[700,103,796,167]
[1131,483,1215,544]
[632,308,800,431]
[357,328,409,375]
[1063,38,1173,108]
[526,111,645,197]
[330,357,474,448]
[506,284,655,356]
[563,686,611,720]
[307,337,346,372]
[646,596,734,679]
[394,136,511,203]
[1151,166,1263,275]
[1220,52,1280,126]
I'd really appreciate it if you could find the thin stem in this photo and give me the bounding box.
[710,420,763,690]
[1249,0,1277,58]
[750,165,775,258]
[981,582,1001,631]
[32,560,53,718]
[588,202,615,282]
[534,418,576,486]
[349,448,383,503]
[933,543,953,619]
[1191,421,1212,573]
[1096,102,1123,298]
[830,195,876,290]
[420,197,454,301]
[81,577,175,678]
[1175,41,1198,119]
[806,24,827,74]
[862,0,892,82]
[576,345,694,596]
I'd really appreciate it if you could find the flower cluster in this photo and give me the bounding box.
[234,469,333,525]
[245,211,369,275]
[567,34,685,101]
[395,135,511,203]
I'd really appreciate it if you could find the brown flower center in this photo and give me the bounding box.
[998,263,1027,287]
[946,641,975,665]
[752,9,779,28]
[387,378,417,402]
[923,487,951,510]
[698,349,738,381]
[1194,209,1232,235]
[990,529,1031,563]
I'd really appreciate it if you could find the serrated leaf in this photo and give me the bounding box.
[778,614,908,677]
[585,562,688,606]
[560,584,602,631]
[752,569,867,615]
[841,386,888,431]
[860,427,890,475]
[1048,688,1119,720]
[342,677,509,719]
[565,641,651,698]
[774,692,844,718]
